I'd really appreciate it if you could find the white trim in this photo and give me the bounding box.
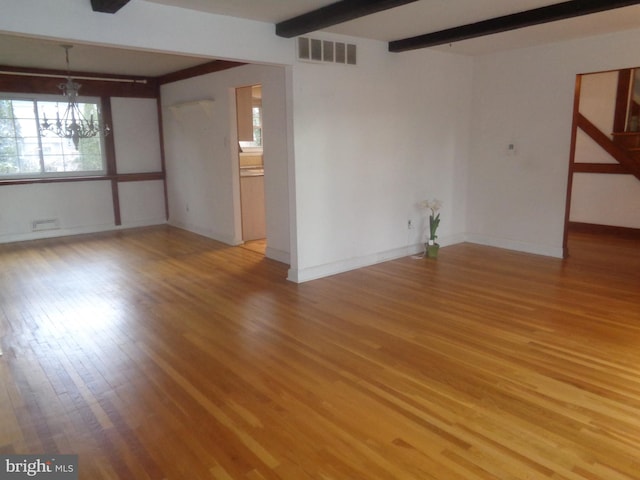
[167,220,242,246]
[0,220,167,245]
[287,243,422,283]
[265,246,289,265]
[464,234,564,258]
[286,232,563,283]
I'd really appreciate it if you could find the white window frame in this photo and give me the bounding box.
[0,92,108,180]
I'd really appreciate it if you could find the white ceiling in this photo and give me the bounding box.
[145,0,640,48]
[0,34,212,77]
[2,0,640,77]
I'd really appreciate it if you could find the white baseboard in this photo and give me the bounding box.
[286,232,562,283]
[265,246,290,264]
[0,219,168,245]
[288,242,426,283]
[0,223,118,244]
[464,233,564,258]
[167,220,241,246]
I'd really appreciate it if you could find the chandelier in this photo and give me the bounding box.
[40,45,110,149]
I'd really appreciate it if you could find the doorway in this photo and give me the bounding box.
[236,84,266,254]
[564,68,640,256]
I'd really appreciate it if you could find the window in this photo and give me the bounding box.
[252,106,263,147]
[0,95,106,179]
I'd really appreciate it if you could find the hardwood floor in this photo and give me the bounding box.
[0,226,639,479]
[240,238,267,255]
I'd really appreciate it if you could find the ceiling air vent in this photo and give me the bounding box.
[297,37,356,65]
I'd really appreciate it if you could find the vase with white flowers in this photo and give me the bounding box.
[419,198,442,258]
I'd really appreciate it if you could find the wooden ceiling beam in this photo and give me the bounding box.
[0,59,246,90]
[157,60,246,85]
[90,0,131,14]
[276,0,419,38]
[389,0,640,52]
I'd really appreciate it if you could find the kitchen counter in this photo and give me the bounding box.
[240,167,264,177]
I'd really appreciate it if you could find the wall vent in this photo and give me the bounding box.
[32,219,60,232]
[297,37,357,65]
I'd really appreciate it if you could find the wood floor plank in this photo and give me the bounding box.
[0,226,639,479]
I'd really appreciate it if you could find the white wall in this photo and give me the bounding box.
[0,181,114,243]
[161,64,291,263]
[467,29,640,257]
[112,97,162,173]
[289,36,472,281]
[571,174,640,228]
[578,71,617,140]
[0,97,166,243]
[112,97,167,229]
[160,33,474,281]
[570,71,640,228]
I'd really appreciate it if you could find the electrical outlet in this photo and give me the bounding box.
[407,219,413,230]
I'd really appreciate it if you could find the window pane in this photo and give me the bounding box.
[0,96,107,177]
[252,107,261,127]
[0,155,19,175]
[60,138,81,156]
[15,117,39,137]
[0,126,18,159]
[78,102,99,122]
[0,99,12,119]
[38,101,65,125]
[17,155,41,173]
[76,155,103,171]
[10,100,36,120]
[0,100,18,162]
[43,154,65,172]
[77,136,102,155]
[0,117,17,138]
[17,138,40,157]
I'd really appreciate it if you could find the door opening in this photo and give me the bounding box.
[564,68,640,257]
[236,84,266,254]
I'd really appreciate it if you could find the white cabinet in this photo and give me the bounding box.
[240,175,266,241]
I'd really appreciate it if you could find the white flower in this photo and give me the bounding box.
[419,198,442,215]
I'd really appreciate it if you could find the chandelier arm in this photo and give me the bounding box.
[39,45,110,149]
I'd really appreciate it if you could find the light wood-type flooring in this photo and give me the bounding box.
[0,226,639,479]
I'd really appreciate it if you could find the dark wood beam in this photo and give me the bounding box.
[0,60,247,94]
[276,0,419,38]
[101,97,122,226]
[572,163,629,174]
[0,172,165,187]
[90,0,131,14]
[569,221,640,238]
[157,60,245,85]
[577,112,640,181]
[389,0,640,52]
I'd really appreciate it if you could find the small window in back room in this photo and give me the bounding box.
[251,84,263,147]
[252,104,262,147]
